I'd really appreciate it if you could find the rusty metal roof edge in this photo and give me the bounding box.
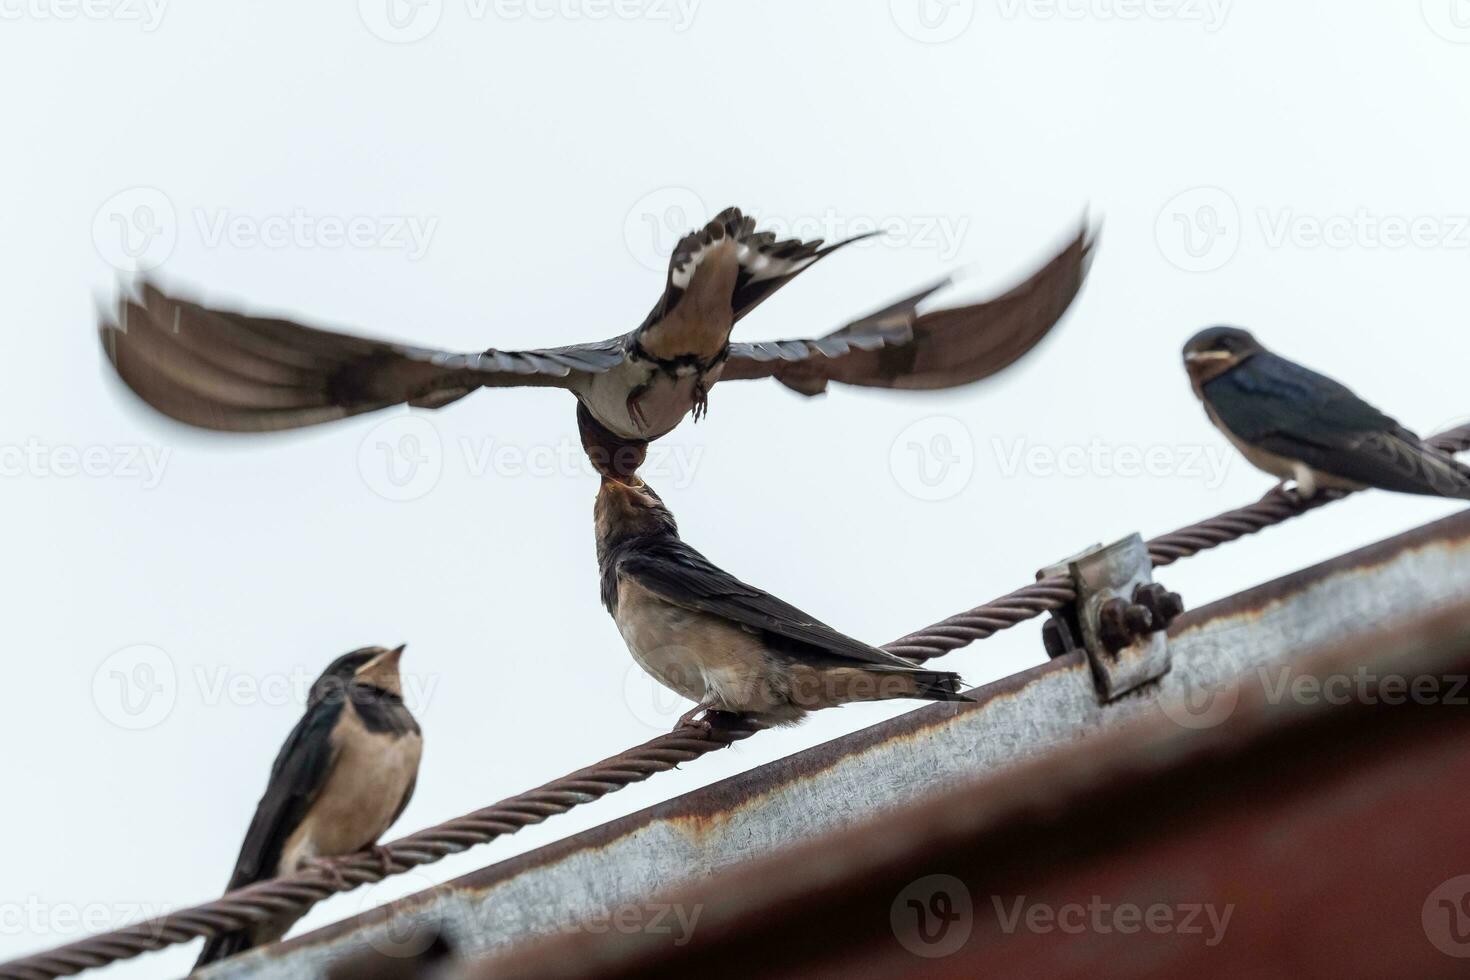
[472,581,1470,978]
[258,506,1470,964]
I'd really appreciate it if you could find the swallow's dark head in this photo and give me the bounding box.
[1183,326,1264,384]
[310,645,407,705]
[594,476,678,549]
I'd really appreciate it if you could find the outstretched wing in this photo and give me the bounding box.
[195,699,343,967]
[1208,353,1470,498]
[720,223,1093,395]
[100,283,628,432]
[619,540,926,671]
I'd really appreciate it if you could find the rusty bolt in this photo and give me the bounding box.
[1098,597,1158,653]
[1042,620,1068,659]
[1097,598,1132,653]
[1133,582,1185,631]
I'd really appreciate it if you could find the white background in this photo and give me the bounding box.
[4,0,1470,975]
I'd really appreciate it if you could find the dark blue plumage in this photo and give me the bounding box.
[1184,327,1470,499]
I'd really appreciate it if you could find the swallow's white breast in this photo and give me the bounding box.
[578,358,724,441]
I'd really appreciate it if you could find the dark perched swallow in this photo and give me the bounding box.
[100,207,1092,457]
[1184,327,1470,499]
[195,646,422,970]
[594,478,971,726]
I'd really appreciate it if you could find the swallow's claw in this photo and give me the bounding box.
[304,857,350,891]
[676,704,715,735]
[369,844,396,877]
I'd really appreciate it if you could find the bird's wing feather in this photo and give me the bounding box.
[1209,353,1470,497]
[224,700,344,891]
[719,223,1092,395]
[100,283,626,432]
[636,207,875,339]
[618,542,921,670]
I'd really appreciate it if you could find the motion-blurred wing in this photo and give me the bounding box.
[721,223,1093,395]
[100,283,627,432]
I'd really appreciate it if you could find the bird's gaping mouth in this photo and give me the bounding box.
[1185,350,1235,364]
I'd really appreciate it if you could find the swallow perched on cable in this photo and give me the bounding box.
[595,478,972,726]
[194,646,422,970]
[1183,326,1470,499]
[100,207,1092,463]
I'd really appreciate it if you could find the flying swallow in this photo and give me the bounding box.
[1183,326,1470,499]
[99,208,1092,458]
[594,478,971,726]
[195,646,422,969]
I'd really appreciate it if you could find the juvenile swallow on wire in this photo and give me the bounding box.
[99,207,1093,471]
[1183,326,1470,499]
[194,646,422,969]
[595,477,971,727]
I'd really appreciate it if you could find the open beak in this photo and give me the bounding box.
[1185,350,1235,365]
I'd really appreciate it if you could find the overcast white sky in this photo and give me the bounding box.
[5,1,1470,975]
